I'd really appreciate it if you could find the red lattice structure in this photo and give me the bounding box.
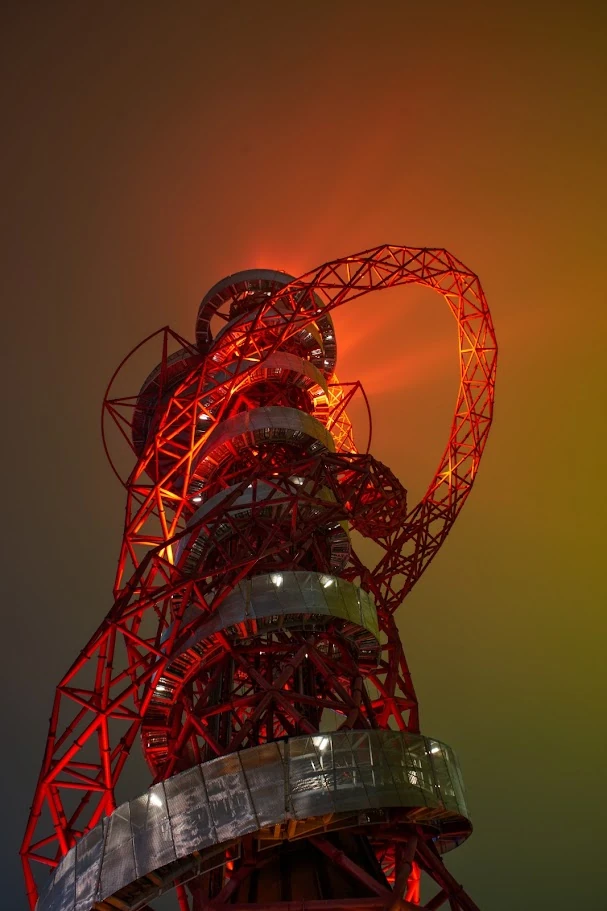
[22,246,497,911]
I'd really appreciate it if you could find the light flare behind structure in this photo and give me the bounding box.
[22,246,497,911]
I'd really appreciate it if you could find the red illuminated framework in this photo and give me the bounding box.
[21,246,497,911]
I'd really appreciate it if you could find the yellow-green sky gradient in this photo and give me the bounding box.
[1,2,605,908]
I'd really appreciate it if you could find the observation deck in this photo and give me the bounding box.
[38,732,470,911]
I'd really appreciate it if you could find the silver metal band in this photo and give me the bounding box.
[180,482,350,575]
[196,269,296,351]
[198,351,328,416]
[190,406,336,487]
[38,730,470,911]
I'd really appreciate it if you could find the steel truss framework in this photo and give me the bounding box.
[21,246,497,911]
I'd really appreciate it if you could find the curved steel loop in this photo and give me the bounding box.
[243,246,496,514]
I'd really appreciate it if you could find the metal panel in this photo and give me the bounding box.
[132,783,176,878]
[42,841,75,911]
[346,730,401,810]
[104,800,132,852]
[98,846,136,905]
[329,731,373,814]
[133,819,175,880]
[287,735,337,819]
[239,740,285,828]
[74,825,104,911]
[202,752,259,842]
[443,743,467,811]
[164,764,216,855]
[98,801,136,901]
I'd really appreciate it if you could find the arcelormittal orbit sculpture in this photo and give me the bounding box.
[22,246,497,911]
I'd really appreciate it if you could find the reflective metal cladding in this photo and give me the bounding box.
[38,730,470,911]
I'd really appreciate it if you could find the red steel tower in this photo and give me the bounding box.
[21,246,497,911]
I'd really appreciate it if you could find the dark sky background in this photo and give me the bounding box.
[1,2,606,909]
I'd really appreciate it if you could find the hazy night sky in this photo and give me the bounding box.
[1,2,606,909]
